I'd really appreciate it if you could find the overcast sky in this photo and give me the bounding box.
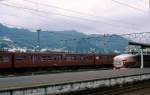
[0,0,150,34]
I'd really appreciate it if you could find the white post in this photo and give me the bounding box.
[140,49,144,69]
[149,0,150,15]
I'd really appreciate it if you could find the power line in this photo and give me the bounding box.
[0,2,55,20]
[111,0,147,13]
[0,3,98,30]
[23,0,135,26]
[0,2,140,31]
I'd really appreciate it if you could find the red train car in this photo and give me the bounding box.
[0,51,116,70]
[14,52,38,68]
[95,54,115,66]
[36,53,95,67]
[37,52,63,67]
[0,52,13,69]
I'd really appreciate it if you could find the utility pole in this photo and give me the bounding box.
[140,48,144,69]
[149,0,150,15]
[37,29,41,52]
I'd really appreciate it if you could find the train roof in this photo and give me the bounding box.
[0,50,116,55]
[128,41,150,48]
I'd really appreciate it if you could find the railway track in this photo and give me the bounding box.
[59,79,150,95]
[90,80,150,95]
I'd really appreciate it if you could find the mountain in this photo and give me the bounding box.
[0,24,128,53]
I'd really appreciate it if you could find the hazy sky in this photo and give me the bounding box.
[0,0,150,34]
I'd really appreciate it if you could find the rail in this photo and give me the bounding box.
[92,79,150,95]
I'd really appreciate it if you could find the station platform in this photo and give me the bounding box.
[0,68,150,95]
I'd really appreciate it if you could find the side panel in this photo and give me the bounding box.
[14,53,36,68]
[81,54,95,66]
[95,54,114,66]
[0,52,12,69]
[37,53,63,67]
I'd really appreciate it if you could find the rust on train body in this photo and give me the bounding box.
[0,51,116,69]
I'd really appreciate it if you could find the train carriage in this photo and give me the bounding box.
[113,54,150,69]
[38,52,63,67]
[95,54,115,67]
[0,51,116,71]
[83,54,95,65]
[14,52,37,68]
[0,52,13,69]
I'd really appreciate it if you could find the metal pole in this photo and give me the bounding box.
[149,0,150,15]
[140,48,144,69]
[37,29,41,52]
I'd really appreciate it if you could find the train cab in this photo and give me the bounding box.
[113,54,136,69]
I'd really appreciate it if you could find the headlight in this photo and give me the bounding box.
[113,60,123,65]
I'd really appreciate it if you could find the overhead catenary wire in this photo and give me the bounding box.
[0,2,123,35]
[0,2,141,31]
[0,2,104,32]
[1,1,149,35]
[23,0,136,26]
[0,0,149,53]
[111,0,147,13]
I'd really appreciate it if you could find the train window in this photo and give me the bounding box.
[103,56,107,60]
[73,56,75,60]
[81,57,84,60]
[65,56,76,61]
[71,56,75,60]
[3,57,9,62]
[72,56,76,60]
[41,56,47,61]
[31,55,37,64]
[66,56,72,61]
[75,56,81,60]
[53,56,57,60]
[83,56,87,60]
[47,56,52,61]
[47,56,60,61]
[87,56,93,60]
[16,56,25,61]
[52,56,57,60]
[0,56,9,62]
[63,57,67,60]
[57,56,62,60]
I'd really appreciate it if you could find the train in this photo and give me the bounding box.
[113,54,150,69]
[0,51,116,71]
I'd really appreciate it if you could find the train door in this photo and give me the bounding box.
[14,53,26,68]
[30,54,38,68]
